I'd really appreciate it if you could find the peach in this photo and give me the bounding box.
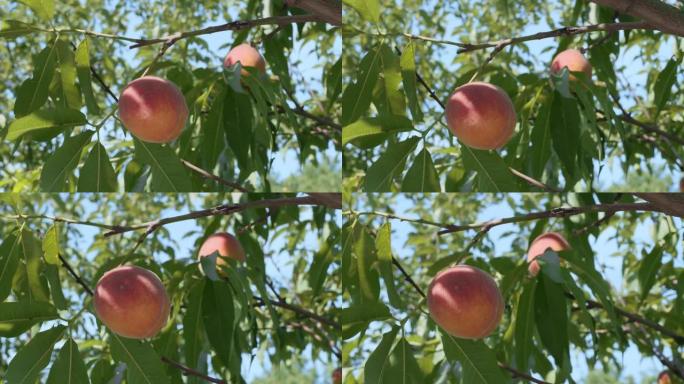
[198,232,246,268]
[550,49,592,81]
[93,265,170,339]
[658,371,671,384]
[118,76,188,143]
[427,265,504,339]
[445,82,516,150]
[527,232,570,276]
[333,368,342,384]
[223,43,266,76]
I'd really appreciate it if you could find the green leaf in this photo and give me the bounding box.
[110,334,170,384]
[224,86,254,172]
[200,85,226,170]
[400,42,423,122]
[14,43,58,117]
[534,272,568,366]
[529,94,552,179]
[461,146,518,192]
[440,330,510,384]
[22,0,56,20]
[55,39,82,109]
[514,280,536,373]
[401,147,440,192]
[365,137,420,191]
[45,264,68,310]
[355,226,380,302]
[183,280,206,371]
[375,222,404,309]
[20,228,51,302]
[42,224,60,264]
[0,20,41,39]
[0,301,59,337]
[202,279,235,369]
[550,92,580,182]
[364,326,399,384]
[343,0,380,23]
[78,142,118,192]
[46,337,90,384]
[7,107,86,141]
[74,38,100,114]
[341,47,382,125]
[133,139,192,192]
[6,326,65,384]
[638,245,663,301]
[340,302,391,339]
[342,115,413,147]
[378,44,405,116]
[653,58,678,117]
[0,233,21,301]
[40,130,94,191]
[384,338,424,382]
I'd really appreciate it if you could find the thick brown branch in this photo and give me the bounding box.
[285,0,342,26]
[590,0,684,37]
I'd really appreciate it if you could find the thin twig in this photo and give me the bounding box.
[161,356,226,384]
[391,256,426,299]
[180,159,251,192]
[254,296,339,329]
[103,195,338,237]
[1,213,132,232]
[498,363,552,384]
[58,254,94,297]
[438,202,659,235]
[129,15,320,49]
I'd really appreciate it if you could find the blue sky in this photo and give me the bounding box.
[352,194,682,382]
[14,195,339,382]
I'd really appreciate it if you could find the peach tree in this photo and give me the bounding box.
[0,193,341,383]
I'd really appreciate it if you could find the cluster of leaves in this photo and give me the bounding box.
[0,193,341,383]
[341,193,683,383]
[0,0,340,192]
[341,0,683,192]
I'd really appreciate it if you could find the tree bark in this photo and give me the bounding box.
[285,0,342,26]
[590,0,684,37]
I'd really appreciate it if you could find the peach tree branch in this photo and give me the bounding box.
[589,0,684,37]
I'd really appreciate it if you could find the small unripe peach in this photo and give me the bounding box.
[445,82,516,150]
[198,232,246,267]
[550,49,592,81]
[118,76,188,143]
[93,265,170,339]
[527,232,570,276]
[427,265,504,339]
[658,371,671,384]
[223,43,266,76]
[332,368,342,384]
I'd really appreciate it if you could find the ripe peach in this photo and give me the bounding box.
[332,368,342,384]
[223,43,266,76]
[527,232,570,276]
[93,265,170,339]
[198,232,246,268]
[118,76,188,143]
[550,49,592,81]
[427,265,504,339]
[445,82,516,150]
[658,371,671,384]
